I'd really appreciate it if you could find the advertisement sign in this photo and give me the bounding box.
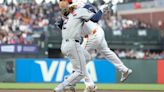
[16,58,116,83]
[0,44,38,53]
[0,59,15,82]
[157,59,164,84]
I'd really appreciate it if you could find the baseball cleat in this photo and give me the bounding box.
[69,87,76,92]
[120,69,132,82]
[64,86,76,92]
[84,84,97,92]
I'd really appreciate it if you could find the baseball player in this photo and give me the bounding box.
[65,1,132,92]
[54,0,107,92]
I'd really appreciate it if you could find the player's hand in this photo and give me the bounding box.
[99,2,113,13]
[108,2,113,12]
[99,4,108,12]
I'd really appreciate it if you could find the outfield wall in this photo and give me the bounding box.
[116,59,157,83]
[0,58,164,83]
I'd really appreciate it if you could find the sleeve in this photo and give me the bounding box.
[90,10,103,22]
[78,8,94,21]
[83,3,97,13]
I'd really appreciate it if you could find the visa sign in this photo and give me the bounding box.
[35,60,97,82]
[16,58,116,83]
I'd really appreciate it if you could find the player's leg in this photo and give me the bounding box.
[54,40,87,92]
[83,49,92,64]
[63,49,93,92]
[82,56,97,92]
[82,38,98,92]
[82,34,99,60]
[99,40,128,72]
[83,68,97,92]
[97,30,132,82]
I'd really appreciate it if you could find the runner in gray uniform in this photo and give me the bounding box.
[54,0,106,92]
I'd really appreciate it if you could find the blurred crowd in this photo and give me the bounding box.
[114,49,164,59]
[101,11,151,32]
[0,1,60,44]
[96,49,164,59]
[0,1,162,44]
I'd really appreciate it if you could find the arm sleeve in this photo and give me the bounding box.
[83,4,97,13]
[90,10,102,22]
[78,8,103,22]
[78,8,94,21]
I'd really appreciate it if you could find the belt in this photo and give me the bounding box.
[65,39,80,43]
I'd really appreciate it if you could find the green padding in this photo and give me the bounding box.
[0,59,15,82]
[116,59,157,83]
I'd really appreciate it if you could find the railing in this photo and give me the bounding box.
[117,0,164,11]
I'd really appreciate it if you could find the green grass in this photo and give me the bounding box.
[0,83,164,91]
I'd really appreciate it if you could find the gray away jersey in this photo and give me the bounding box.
[62,7,94,41]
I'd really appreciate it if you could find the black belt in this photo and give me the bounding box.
[65,39,79,43]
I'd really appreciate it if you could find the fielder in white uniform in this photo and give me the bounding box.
[54,0,106,92]
[68,1,133,92]
[82,21,132,92]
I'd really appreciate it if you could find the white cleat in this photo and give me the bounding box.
[120,69,132,82]
[84,85,97,92]
[64,86,76,92]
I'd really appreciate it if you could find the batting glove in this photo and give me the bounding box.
[99,4,109,12]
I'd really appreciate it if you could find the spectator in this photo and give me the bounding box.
[0,2,59,45]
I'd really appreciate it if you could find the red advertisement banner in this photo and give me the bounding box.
[157,59,164,84]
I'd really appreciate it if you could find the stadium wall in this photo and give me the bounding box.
[0,59,15,82]
[116,59,157,83]
[0,58,164,83]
